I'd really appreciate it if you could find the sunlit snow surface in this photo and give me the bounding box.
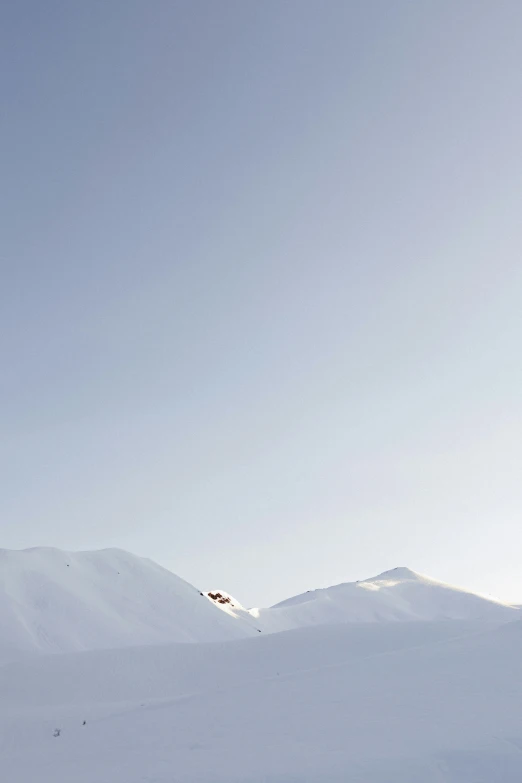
[208,565,518,632]
[1,549,522,782]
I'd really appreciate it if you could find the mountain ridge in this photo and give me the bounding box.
[1,547,519,663]
[208,562,519,632]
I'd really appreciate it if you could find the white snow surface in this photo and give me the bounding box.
[3,618,522,782]
[3,549,516,664]
[0,547,256,661]
[2,547,522,782]
[208,565,519,633]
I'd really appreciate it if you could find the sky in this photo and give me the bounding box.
[1,0,522,607]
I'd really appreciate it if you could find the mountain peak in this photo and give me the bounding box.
[365,567,423,583]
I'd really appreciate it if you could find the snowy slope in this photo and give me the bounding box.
[208,566,519,633]
[0,618,488,708]
[2,549,517,663]
[0,547,256,661]
[2,549,522,781]
[2,618,522,782]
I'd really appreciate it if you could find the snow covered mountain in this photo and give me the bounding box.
[0,547,257,662]
[2,547,522,782]
[207,566,519,632]
[2,548,517,665]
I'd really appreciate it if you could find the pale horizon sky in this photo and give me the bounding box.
[1,1,522,608]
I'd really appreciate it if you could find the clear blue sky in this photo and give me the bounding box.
[1,1,521,606]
